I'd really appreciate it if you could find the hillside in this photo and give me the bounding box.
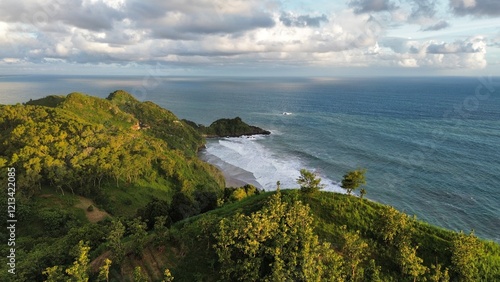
[0,92,499,282]
[160,190,500,282]
[0,92,225,281]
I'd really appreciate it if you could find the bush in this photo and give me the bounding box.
[87,205,94,212]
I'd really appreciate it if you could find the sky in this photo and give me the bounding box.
[0,0,499,76]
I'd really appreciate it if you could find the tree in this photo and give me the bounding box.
[379,206,413,245]
[214,191,342,281]
[341,169,366,195]
[133,266,148,282]
[429,263,450,282]
[161,268,174,282]
[399,243,427,282]
[137,198,170,229]
[169,192,200,223]
[107,220,125,263]
[451,231,482,282]
[341,226,368,281]
[129,217,148,257]
[42,266,65,282]
[297,169,325,194]
[365,259,382,282]
[97,259,112,282]
[359,188,367,199]
[66,240,90,282]
[154,215,170,247]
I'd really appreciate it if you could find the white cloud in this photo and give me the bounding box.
[0,0,496,73]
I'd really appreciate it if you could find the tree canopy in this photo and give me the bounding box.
[297,169,325,194]
[341,169,367,195]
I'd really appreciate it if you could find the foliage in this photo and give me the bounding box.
[161,269,174,282]
[365,259,382,282]
[341,169,367,195]
[214,191,343,281]
[379,206,413,245]
[341,226,369,281]
[129,217,148,257]
[108,90,204,156]
[107,220,125,263]
[137,198,171,229]
[169,192,200,223]
[65,240,90,282]
[222,184,260,203]
[42,266,65,282]
[0,92,224,201]
[97,259,112,282]
[451,231,482,281]
[132,266,148,282]
[429,263,450,282]
[297,169,325,194]
[399,243,427,281]
[360,188,367,199]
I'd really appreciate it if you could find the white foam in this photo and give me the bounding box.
[204,136,344,193]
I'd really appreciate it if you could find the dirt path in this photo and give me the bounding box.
[74,196,111,223]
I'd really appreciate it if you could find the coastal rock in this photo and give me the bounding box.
[184,117,271,138]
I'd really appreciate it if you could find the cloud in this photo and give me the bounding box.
[128,0,275,39]
[279,13,328,27]
[0,0,495,73]
[349,0,398,13]
[426,38,485,54]
[380,36,487,69]
[450,0,500,17]
[409,0,437,20]
[422,20,450,31]
[0,0,125,31]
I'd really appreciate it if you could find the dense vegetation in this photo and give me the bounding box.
[0,92,499,281]
[183,117,271,138]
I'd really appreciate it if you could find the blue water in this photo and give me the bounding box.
[1,75,499,242]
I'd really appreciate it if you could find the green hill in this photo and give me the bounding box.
[0,92,499,282]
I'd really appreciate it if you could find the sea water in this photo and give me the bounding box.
[1,75,499,242]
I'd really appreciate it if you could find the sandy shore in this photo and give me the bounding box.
[199,147,262,189]
[223,172,249,188]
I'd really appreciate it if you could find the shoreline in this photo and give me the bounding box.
[198,146,263,189]
[222,171,250,188]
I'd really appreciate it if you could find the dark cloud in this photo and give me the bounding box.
[127,0,275,39]
[409,0,437,20]
[348,0,398,13]
[149,12,275,40]
[450,0,500,17]
[422,20,450,31]
[279,13,328,27]
[0,0,124,31]
[59,1,125,31]
[426,40,484,54]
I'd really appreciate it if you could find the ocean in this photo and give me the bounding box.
[1,75,499,242]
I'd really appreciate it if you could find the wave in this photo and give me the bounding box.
[202,136,344,193]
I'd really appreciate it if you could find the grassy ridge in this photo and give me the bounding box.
[165,190,500,281]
